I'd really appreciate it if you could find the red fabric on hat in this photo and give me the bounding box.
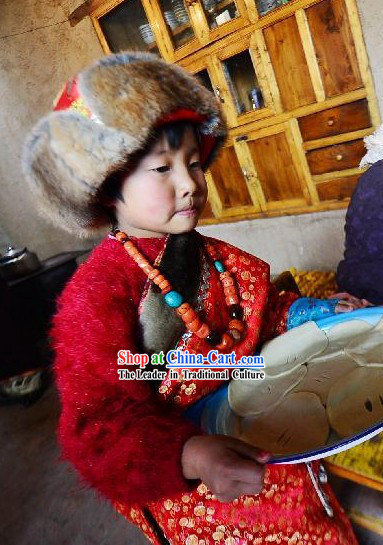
[53,77,83,112]
[157,108,216,167]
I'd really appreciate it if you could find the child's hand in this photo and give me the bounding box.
[329,292,373,313]
[181,435,270,503]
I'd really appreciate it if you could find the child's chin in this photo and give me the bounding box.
[171,216,200,233]
[171,226,198,235]
[169,224,198,235]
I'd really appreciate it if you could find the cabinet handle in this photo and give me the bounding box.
[327,119,335,127]
[214,87,225,103]
[336,154,344,161]
[242,169,254,180]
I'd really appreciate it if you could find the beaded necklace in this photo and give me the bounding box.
[113,229,246,352]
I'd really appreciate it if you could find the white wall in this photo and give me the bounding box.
[357,0,383,115]
[0,0,103,259]
[198,209,347,274]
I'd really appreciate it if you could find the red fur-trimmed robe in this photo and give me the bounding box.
[52,233,358,545]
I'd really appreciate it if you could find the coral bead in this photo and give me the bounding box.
[216,333,234,351]
[176,303,192,316]
[116,232,128,242]
[224,286,237,296]
[153,274,166,286]
[181,308,198,323]
[148,268,161,280]
[159,279,171,291]
[219,272,231,280]
[161,286,172,295]
[186,318,203,333]
[195,323,210,339]
[222,277,234,287]
[143,265,153,275]
[228,319,246,333]
[126,244,139,255]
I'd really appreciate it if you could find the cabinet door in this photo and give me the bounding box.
[242,122,314,212]
[252,0,294,19]
[263,14,316,111]
[306,0,363,98]
[306,139,365,175]
[92,0,163,56]
[186,0,251,48]
[209,34,276,127]
[315,173,361,202]
[152,0,200,61]
[205,142,261,218]
[186,55,216,94]
[298,100,372,142]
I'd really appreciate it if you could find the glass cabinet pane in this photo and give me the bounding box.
[99,0,159,54]
[222,51,265,115]
[256,0,292,17]
[158,0,195,49]
[195,69,214,94]
[201,0,239,30]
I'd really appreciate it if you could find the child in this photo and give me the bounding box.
[337,124,383,305]
[23,52,362,545]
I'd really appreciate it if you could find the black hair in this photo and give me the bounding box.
[96,121,201,226]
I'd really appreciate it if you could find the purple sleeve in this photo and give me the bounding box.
[336,160,383,305]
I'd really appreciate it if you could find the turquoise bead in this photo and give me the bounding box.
[164,290,184,308]
[214,260,225,273]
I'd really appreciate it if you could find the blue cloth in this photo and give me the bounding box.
[287,297,340,330]
[337,160,383,305]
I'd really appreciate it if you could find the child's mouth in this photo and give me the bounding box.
[176,206,199,217]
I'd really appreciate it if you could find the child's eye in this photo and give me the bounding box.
[153,166,170,173]
[189,161,202,169]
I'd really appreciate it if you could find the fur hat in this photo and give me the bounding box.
[22,51,227,237]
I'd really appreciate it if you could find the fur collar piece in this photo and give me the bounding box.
[360,124,383,168]
[139,231,202,356]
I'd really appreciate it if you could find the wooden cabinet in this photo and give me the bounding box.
[298,100,371,141]
[306,139,366,175]
[305,0,363,98]
[80,0,380,224]
[264,15,316,111]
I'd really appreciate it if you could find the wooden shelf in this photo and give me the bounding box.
[147,21,192,50]
[256,0,294,18]
[214,0,237,12]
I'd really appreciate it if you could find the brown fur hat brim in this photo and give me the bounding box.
[22,52,227,237]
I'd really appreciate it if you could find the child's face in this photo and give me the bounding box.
[115,125,208,238]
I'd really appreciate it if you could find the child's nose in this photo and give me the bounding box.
[177,168,199,197]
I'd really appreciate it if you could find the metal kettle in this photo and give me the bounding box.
[0,245,41,281]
